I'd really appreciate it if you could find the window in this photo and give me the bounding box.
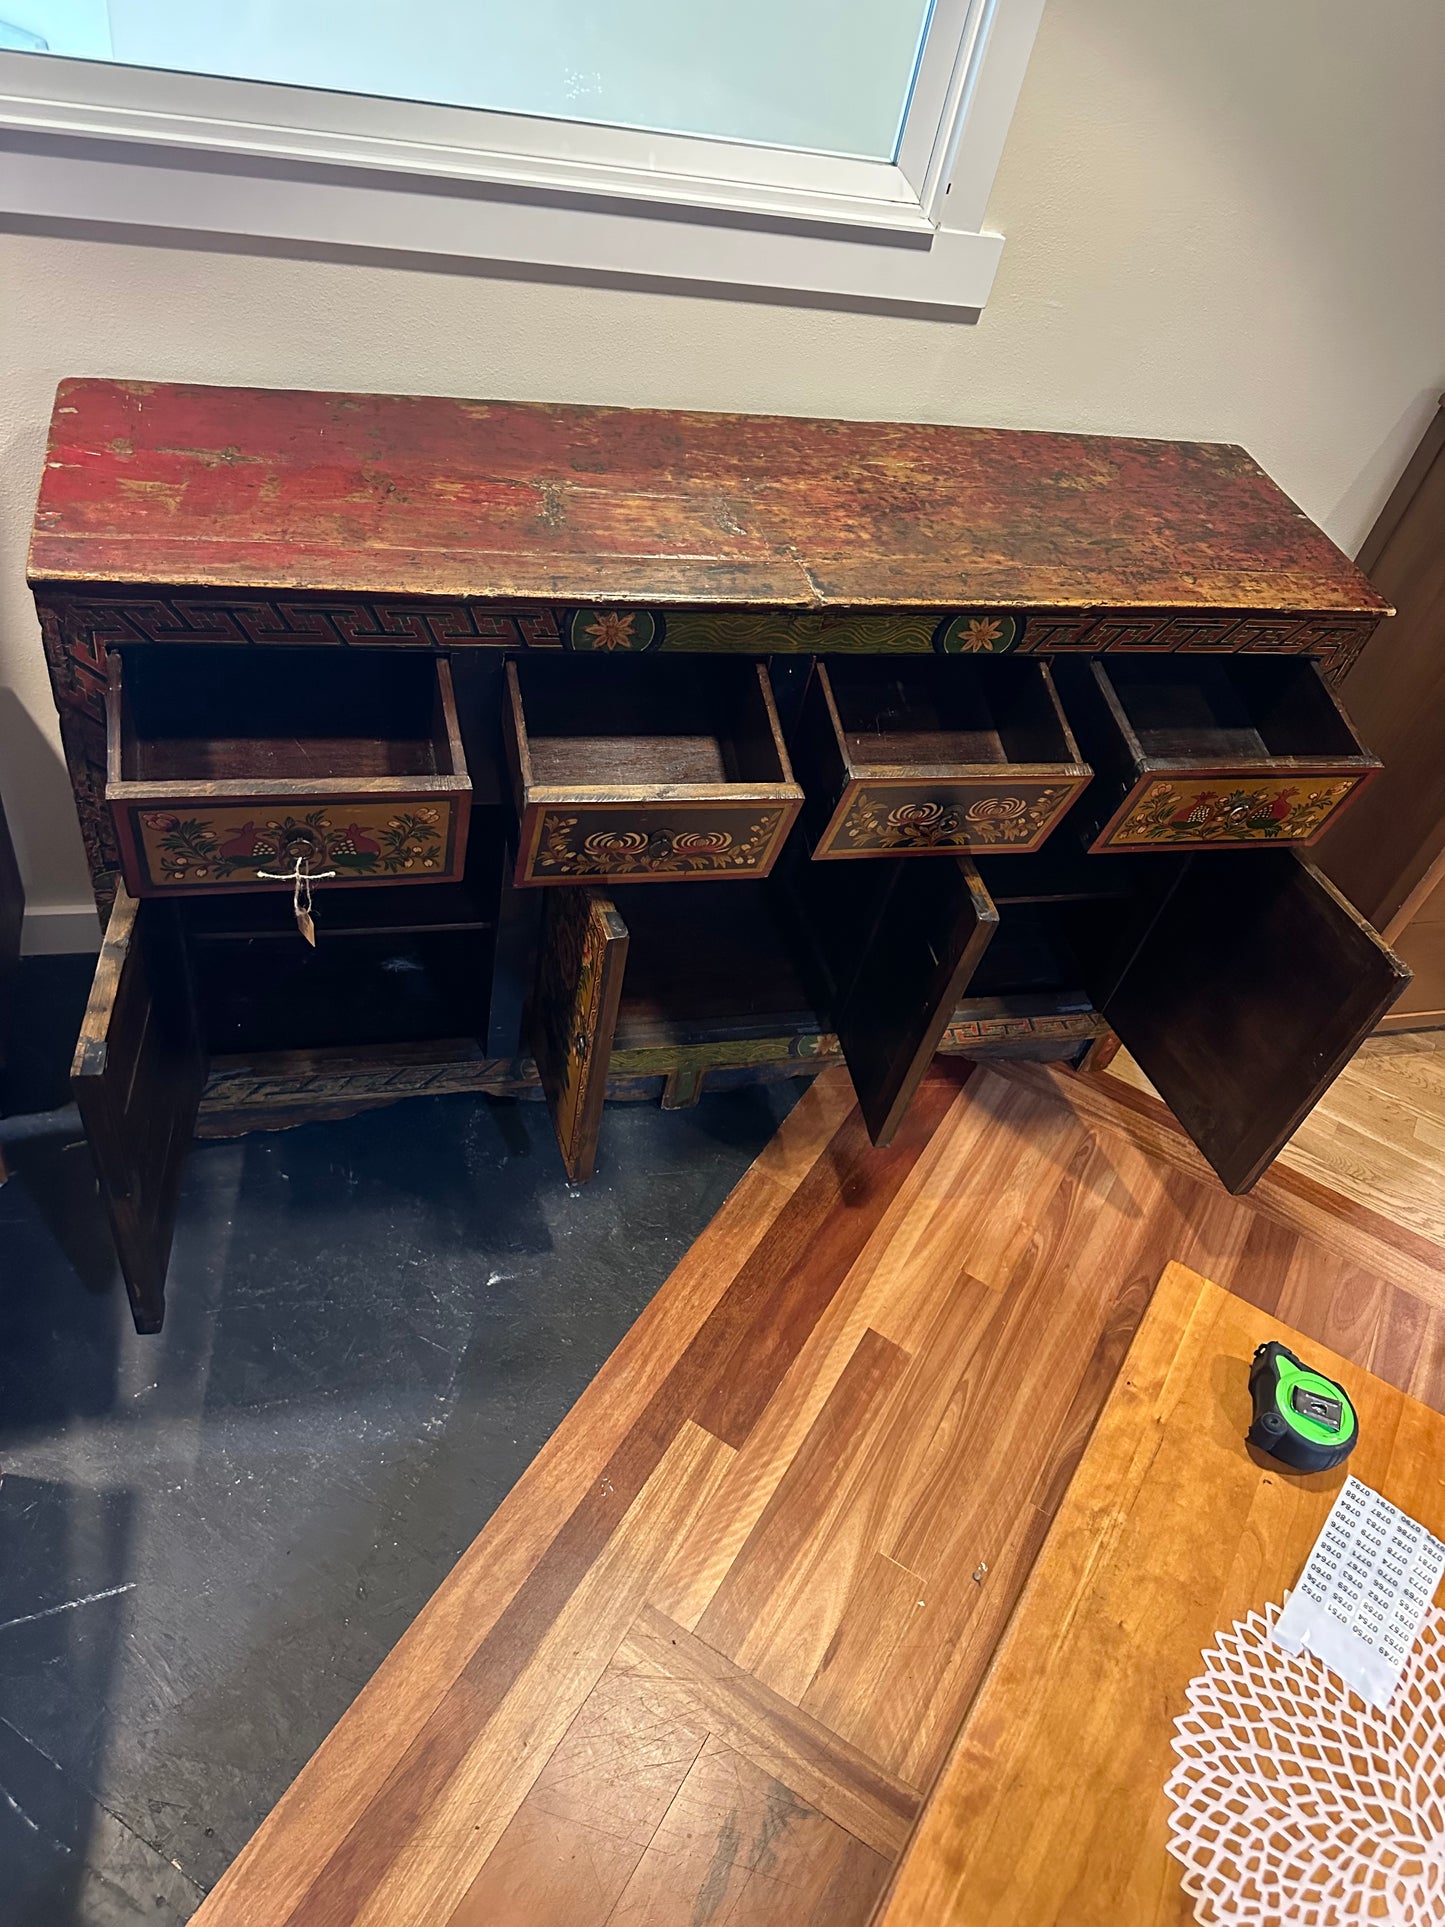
[0,0,1045,310]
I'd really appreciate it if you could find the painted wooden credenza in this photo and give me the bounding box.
[30,381,1407,1328]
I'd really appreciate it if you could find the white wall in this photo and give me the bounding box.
[3,0,1443,942]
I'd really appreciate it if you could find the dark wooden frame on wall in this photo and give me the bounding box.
[1316,397,1445,1030]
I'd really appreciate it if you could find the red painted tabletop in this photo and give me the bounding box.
[29,380,1385,614]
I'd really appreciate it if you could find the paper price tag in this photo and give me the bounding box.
[1273,1476,1445,1708]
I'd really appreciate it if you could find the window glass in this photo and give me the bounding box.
[2,0,939,161]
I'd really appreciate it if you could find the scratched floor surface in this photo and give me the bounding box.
[0,953,799,1927]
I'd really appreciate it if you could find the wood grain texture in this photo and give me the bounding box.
[531,887,629,1183]
[32,382,1384,615]
[71,885,207,1331]
[870,1261,1445,1927]
[1104,1035,1445,1261]
[191,1055,1445,1927]
[1096,852,1408,1192]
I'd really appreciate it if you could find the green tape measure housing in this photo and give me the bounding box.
[1247,1342,1358,1472]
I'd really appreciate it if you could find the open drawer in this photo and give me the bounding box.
[790,657,1090,859]
[107,646,471,895]
[1054,655,1379,852]
[73,858,501,1331]
[504,655,802,887]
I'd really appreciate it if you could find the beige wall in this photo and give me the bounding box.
[2,0,1442,936]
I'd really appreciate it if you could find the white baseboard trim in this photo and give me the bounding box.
[21,902,102,955]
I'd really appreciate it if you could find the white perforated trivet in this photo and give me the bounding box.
[1165,1602,1445,1925]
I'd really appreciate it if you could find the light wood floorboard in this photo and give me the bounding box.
[1107,1032,1445,1247]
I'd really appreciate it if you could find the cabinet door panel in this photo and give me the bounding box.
[1103,851,1409,1192]
[530,886,629,1182]
[788,853,998,1146]
[71,885,206,1331]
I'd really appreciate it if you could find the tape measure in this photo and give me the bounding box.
[1247,1341,1358,1473]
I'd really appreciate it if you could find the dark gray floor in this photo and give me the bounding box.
[0,954,801,1927]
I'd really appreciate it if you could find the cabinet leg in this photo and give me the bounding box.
[1079,1029,1123,1076]
[661,1064,705,1110]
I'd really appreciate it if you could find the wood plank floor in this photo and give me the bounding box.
[192,1050,1445,1927]
[1107,1031,1445,1246]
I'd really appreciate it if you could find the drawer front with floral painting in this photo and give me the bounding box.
[1053,655,1380,855]
[104,646,471,897]
[791,657,1090,861]
[505,654,802,887]
[1098,772,1369,851]
[116,798,467,894]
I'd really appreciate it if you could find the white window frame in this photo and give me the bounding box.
[0,0,1045,310]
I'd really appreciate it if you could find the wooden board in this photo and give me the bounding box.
[1101,852,1409,1192]
[189,1053,1445,1927]
[1385,867,1445,1030]
[872,1259,1445,1926]
[530,886,629,1182]
[829,856,999,1146]
[31,382,1384,617]
[70,884,207,1331]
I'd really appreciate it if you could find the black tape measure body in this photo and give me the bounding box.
[1247,1342,1358,1473]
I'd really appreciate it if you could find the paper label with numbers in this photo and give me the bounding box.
[1272,1476,1445,1708]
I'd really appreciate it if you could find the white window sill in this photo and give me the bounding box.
[0,1,1043,312]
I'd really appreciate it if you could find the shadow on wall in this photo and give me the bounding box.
[0,688,91,931]
[1084,0,1445,534]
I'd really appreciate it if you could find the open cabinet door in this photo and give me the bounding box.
[785,853,998,1146]
[530,887,629,1182]
[1102,851,1409,1193]
[72,885,206,1332]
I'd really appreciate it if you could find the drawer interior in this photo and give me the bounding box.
[1097,657,1363,764]
[115,645,459,783]
[511,656,790,788]
[824,657,1076,770]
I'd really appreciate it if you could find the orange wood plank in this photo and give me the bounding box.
[603,1738,889,1927]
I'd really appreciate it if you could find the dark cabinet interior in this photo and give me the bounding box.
[69,645,1410,1331]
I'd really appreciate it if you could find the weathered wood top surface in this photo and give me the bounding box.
[872,1258,1445,1926]
[31,380,1385,613]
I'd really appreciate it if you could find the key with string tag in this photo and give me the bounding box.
[256,856,336,945]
